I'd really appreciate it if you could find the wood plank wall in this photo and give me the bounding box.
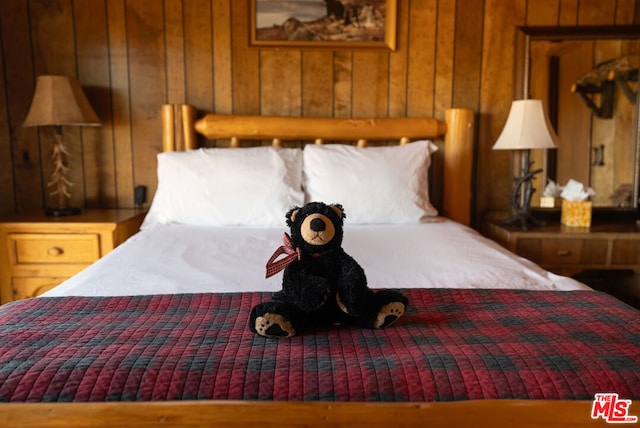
[0,0,638,226]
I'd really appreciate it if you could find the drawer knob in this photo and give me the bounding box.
[47,246,64,256]
[556,249,572,257]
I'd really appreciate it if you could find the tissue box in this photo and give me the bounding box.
[561,200,592,227]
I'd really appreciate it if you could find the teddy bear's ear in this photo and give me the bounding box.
[286,207,300,225]
[330,204,345,220]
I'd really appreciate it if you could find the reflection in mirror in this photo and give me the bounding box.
[516,26,640,210]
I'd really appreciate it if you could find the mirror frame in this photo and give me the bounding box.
[515,25,640,212]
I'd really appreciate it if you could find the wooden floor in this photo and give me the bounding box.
[574,270,640,309]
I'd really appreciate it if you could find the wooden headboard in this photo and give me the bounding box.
[161,104,475,226]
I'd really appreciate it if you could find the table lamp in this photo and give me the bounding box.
[493,99,558,230]
[23,75,101,216]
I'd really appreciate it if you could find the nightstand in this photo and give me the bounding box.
[0,209,145,304]
[484,221,640,276]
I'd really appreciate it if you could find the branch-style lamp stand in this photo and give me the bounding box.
[47,125,81,216]
[501,150,545,230]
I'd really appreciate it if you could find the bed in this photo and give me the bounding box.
[0,105,638,428]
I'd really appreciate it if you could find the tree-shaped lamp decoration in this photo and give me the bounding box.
[23,75,101,216]
[493,99,558,230]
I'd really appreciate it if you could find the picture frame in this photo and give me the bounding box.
[250,0,397,50]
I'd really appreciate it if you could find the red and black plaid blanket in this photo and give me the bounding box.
[0,288,638,402]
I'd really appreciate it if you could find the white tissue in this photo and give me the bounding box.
[543,180,563,197]
[560,179,595,202]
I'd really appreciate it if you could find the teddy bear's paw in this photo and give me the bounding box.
[254,313,296,338]
[336,293,349,314]
[373,302,406,328]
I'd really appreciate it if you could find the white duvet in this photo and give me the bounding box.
[43,217,588,297]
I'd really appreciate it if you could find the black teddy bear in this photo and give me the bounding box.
[249,202,408,338]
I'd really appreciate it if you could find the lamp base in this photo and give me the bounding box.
[505,151,545,231]
[46,207,82,217]
[501,212,546,230]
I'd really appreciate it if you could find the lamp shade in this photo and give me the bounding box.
[23,75,101,127]
[492,99,558,150]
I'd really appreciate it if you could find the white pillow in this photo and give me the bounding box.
[302,140,438,224]
[142,147,303,228]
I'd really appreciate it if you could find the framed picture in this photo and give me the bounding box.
[250,0,397,50]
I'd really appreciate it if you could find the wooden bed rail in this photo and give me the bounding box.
[193,113,448,144]
[160,105,475,226]
[161,105,453,149]
[0,399,606,428]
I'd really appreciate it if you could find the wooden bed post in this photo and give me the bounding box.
[161,104,197,152]
[443,108,475,227]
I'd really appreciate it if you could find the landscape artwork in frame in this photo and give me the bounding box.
[250,0,397,50]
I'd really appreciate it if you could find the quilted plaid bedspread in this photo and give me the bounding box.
[0,288,638,402]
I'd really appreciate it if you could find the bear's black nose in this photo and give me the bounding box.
[310,217,326,232]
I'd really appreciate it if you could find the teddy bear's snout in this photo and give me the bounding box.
[301,213,336,246]
[310,217,326,232]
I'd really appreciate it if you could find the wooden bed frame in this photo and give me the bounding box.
[0,106,607,427]
[161,104,475,227]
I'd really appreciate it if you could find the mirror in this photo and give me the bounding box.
[515,25,640,210]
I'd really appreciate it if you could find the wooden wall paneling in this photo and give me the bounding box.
[387,0,409,118]
[259,49,301,148]
[352,51,390,119]
[231,1,259,115]
[106,0,135,208]
[260,50,302,117]
[406,0,437,117]
[333,52,353,118]
[0,1,42,212]
[2,1,41,214]
[526,0,560,25]
[74,0,116,209]
[302,51,334,118]
[615,0,638,24]
[451,0,483,111]
[434,0,455,120]
[29,0,75,75]
[213,0,233,115]
[0,4,16,215]
[0,61,11,213]
[30,0,82,211]
[577,0,616,24]
[164,0,187,105]
[125,1,168,199]
[558,0,579,25]
[184,0,214,111]
[477,0,526,217]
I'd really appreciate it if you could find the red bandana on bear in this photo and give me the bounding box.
[265,233,302,278]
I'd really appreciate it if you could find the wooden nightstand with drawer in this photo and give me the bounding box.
[484,221,640,276]
[0,209,145,304]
